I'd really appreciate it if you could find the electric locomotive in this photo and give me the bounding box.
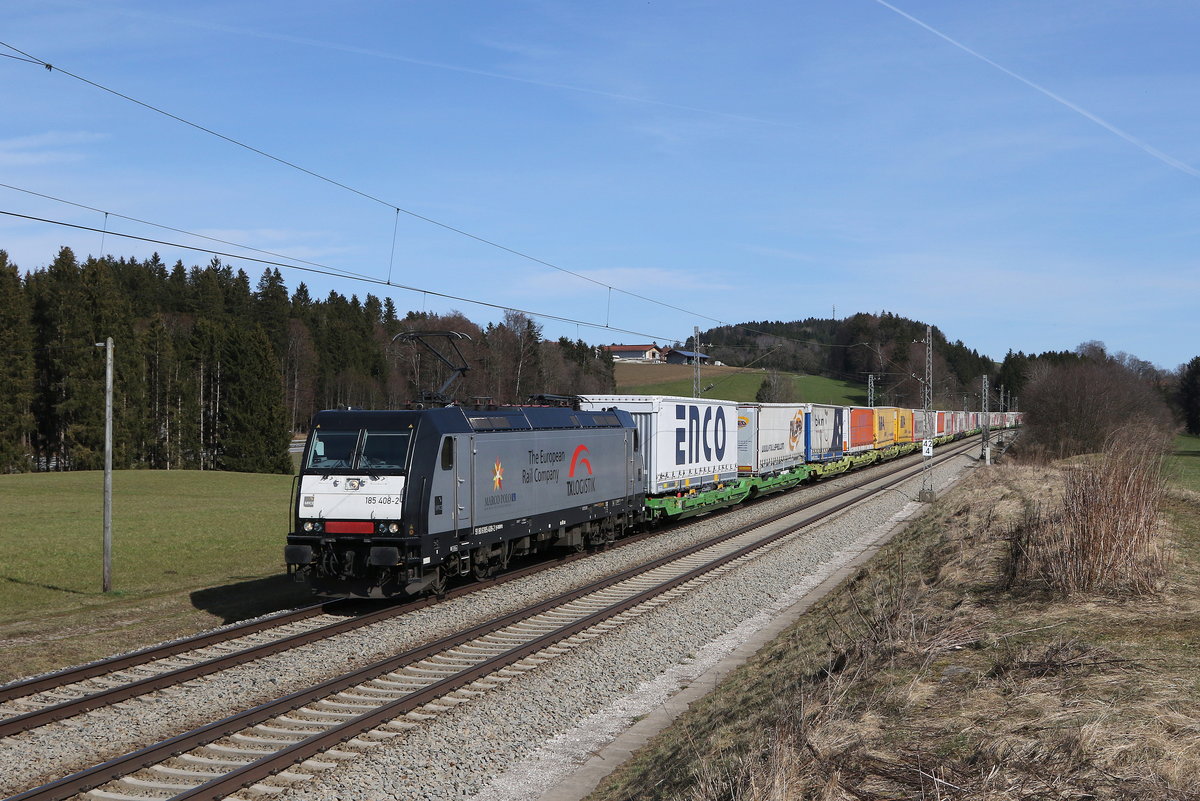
[285,403,644,598]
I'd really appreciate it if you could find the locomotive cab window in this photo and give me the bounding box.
[305,430,359,470]
[304,429,411,473]
[440,437,454,470]
[360,431,411,471]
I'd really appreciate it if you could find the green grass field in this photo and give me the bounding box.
[0,470,295,608]
[0,470,306,680]
[1169,434,1200,493]
[615,363,866,405]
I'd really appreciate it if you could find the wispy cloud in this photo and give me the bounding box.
[93,7,799,131]
[0,130,102,166]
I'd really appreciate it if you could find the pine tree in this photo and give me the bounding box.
[82,256,139,469]
[255,268,291,358]
[28,247,105,470]
[1181,356,1200,436]
[218,325,292,473]
[187,318,226,470]
[0,252,35,471]
[141,315,179,468]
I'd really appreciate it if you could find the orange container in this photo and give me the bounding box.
[848,407,875,451]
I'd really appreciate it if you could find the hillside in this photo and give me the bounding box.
[698,312,996,409]
[613,363,867,405]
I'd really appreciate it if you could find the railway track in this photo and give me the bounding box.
[5,438,979,801]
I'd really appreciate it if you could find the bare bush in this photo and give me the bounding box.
[1007,430,1171,595]
[1019,359,1175,460]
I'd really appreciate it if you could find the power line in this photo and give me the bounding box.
[0,40,728,325]
[0,181,378,282]
[0,208,686,344]
[2,40,965,374]
[6,178,792,354]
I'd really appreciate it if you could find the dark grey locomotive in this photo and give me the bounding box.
[285,405,644,597]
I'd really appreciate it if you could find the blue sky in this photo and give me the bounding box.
[3,1,1198,369]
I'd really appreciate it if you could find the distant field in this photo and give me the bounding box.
[0,470,305,681]
[613,363,867,405]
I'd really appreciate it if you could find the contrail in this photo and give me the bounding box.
[871,0,1200,180]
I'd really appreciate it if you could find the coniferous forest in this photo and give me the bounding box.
[0,247,616,474]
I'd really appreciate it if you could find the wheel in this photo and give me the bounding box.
[426,564,448,597]
[471,548,493,581]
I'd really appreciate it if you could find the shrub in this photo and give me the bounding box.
[1007,429,1170,595]
[1019,360,1174,460]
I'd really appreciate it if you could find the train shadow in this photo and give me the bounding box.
[189,574,315,624]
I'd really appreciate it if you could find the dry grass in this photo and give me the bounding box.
[589,462,1200,801]
[1008,431,1171,595]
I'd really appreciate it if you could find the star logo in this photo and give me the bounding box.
[492,458,504,490]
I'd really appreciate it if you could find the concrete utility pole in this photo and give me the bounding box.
[96,337,113,592]
[981,374,991,465]
[920,324,935,502]
[692,326,701,398]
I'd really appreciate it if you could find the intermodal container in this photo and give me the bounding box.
[736,403,807,476]
[847,407,875,452]
[874,407,897,447]
[805,403,846,463]
[913,409,936,440]
[578,395,739,495]
[895,409,914,443]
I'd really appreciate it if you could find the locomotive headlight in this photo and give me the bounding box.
[376,522,387,534]
[346,479,362,491]
[303,521,314,532]
[388,522,400,533]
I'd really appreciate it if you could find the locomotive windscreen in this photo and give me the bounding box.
[304,429,412,473]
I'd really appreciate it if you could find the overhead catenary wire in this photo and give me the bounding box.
[0,208,685,345]
[0,41,958,367]
[9,185,953,396]
[0,40,924,357]
[0,40,726,325]
[0,181,379,282]
[2,178,823,357]
[4,177,942,385]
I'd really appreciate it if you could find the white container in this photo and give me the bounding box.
[736,403,807,475]
[913,409,935,439]
[805,404,846,462]
[579,395,739,494]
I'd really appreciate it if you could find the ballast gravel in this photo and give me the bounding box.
[0,449,978,799]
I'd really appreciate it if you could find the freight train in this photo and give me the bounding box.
[285,396,1019,598]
